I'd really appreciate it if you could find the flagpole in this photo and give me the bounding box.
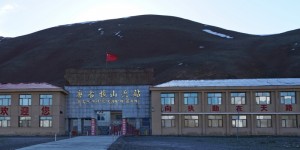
[105,51,117,68]
[105,51,107,68]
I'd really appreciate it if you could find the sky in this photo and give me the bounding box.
[0,0,300,37]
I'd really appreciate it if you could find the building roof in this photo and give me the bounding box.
[154,78,300,87]
[0,83,67,94]
[64,68,154,86]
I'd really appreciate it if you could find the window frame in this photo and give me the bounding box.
[0,116,11,127]
[208,115,223,127]
[232,115,247,128]
[207,93,222,105]
[256,115,272,128]
[184,115,199,128]
[280,92,296,104]
[40,94,53,106]
[19,94,32,106]
[40,116,53,127]
[19,116,31,127]
[230,92,246,105]
[281,115,297,128]
[255,92,271,104]
[183,93,198,105]
[161,93,175,105]
[0,95,11,106]
[161,115,175,128]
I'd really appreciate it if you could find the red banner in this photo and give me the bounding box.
[122,118,126,135]
[91,118,96,136]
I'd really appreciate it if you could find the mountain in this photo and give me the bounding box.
[0,15,300,86]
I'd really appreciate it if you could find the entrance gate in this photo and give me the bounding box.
[96,111,122,135]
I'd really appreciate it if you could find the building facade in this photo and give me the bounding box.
[0,83,67,136]
[64,68,153,136]
[65,85,151,136]
[2,77,300,136]
[151,79,300,136]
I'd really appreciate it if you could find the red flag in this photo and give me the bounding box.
[106,52,118,62]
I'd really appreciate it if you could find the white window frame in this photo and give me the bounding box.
[280,92,296,104]
[40,94,53,106]
[255,92,270,104]
[161,93,175,105]
[161,115,175,128]
[231,92,246,105]
[19,94,32,106]
[232,115,247,128]
[0,95,11,106]
[184,115,199,127]
[207,93,222,105]
[208,115,223,127]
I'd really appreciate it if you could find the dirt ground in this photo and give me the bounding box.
[108,136,300,150]
[0,136,68,150]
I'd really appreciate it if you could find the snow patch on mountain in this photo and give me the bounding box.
[79,21,97,25]
[115,31,123,38]
[203,29,233,39]
[62,21,97,27]
[98,28,104,35]
[0,36,6,42]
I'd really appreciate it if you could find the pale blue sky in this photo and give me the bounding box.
[0,0,299,37]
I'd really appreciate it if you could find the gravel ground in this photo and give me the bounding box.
[0,136,68,150]
[108,136,300,150]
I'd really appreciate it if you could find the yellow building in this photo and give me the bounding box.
[151,79,300,136]
[0,83,67,136]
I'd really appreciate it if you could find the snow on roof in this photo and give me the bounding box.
[203,29,233,39]
[155,78,300,87]
[0,83,62,90]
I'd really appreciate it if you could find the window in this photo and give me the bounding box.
[231,92,246,104]
[280,92,296,104]
[40,116,52,127]
[161,115,175,127]
[19,116,31,127]
[184,115,198,127]
[232,115,247,128]
[281,115,297,128]
[40,94,53,105]
[161,93,175,105]
[208,115,223,127]
[256,115,272,128]
[0,117,10,127]
[255,92,270,104]
[184,93,198,105]
[0,95,11,106]
[207,93,222,105]
[19,95,32,106]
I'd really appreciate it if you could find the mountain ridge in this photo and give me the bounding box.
[0,15,300,86]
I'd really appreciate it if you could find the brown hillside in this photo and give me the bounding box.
[0,15,300,86]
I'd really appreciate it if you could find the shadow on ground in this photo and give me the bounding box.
[0,136,68,150]
[108,136,300,150]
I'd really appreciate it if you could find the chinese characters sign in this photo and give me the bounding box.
[285,105,293,111]
[236,105,243,112]
[188,105,194,112]
[163,105,172,112]
[20,107,29,116]
[76,89,142,104]
[260,104,268,111]
[0,106,8,115]
[212,105,220,111]
[42,106,50,115]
